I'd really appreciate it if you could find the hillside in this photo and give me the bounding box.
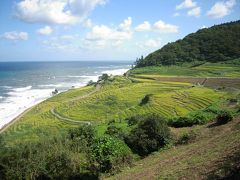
[107,117,240,179]
[0,62,240,179]
[135,21,240,67]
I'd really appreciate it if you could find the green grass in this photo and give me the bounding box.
[2,86,94,146]
[106,117,240,179]
[130,62,240,77]
[55,80,225,123]
[1,62,237,146]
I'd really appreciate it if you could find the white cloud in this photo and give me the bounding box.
[173,12,180,17]
[200,25,208,29]
[207,0,236,18]
[187,7,201,17]
[83,19,93,28]
[37,26,53,35]
[144,39,161,48]
[176,0,197,10]
[15,0,107,25]
[119,17,132,31]
[135,21,151,32]
[85,17,133,49]
[1,31,28,41]
[43,35,79,51]
[153,20,179,33]
[86,25,132,41]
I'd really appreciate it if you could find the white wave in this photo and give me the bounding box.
[101,68,129,76]
[2,86,12,89]
[38,84,63,88]
[0,96,3,99]
[13,86,32,92]
[0,88,54,129]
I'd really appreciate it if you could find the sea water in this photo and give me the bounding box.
[0,61,131,129]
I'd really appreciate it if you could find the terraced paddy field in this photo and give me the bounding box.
[130,61,240,78]
[131,76,240,89]
[1,61,240,146]
[1,75,230,146]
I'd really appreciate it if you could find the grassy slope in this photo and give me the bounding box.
[2,77,227,146]
[106,117,240,180]
[1,62,238,146]
[2,86,94,146]
[1,62,240,179]
[130,62,240,77]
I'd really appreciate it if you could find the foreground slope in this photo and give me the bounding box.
[107,117,240,179]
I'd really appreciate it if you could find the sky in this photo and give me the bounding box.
[0,0,239,62]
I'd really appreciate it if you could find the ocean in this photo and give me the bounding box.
[0,61,131,129]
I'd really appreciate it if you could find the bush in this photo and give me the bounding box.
[191,113,208,125]
[0,139,90,180]
[216,110,233,125]
[169,116,193,127]
[68,125,95,145]
[98,73,109,82]
[87,80,96,86]
[127,115,143,126]
[204,105,221,114]
[91,136,132,172]
[177,130,197,145]
[105,125,125,140]
[139,94,152,106]
[169,112,209,127]
[125,114,170,156]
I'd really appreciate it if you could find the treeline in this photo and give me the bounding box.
[135,20,240,67]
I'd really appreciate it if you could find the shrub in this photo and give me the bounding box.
[177,130,197,145]
[87,80,96,86]
[105,125,125,140]
[68,125,95,144]
[91,136,132,172]
[169,116,193,127]
[191,113,208,125]
[0,139,90,180]
[169,112,209,127]
[216,110,233,125]
[139,94,152,106]
[127,115,143,126]
[125,114,170,156]
[204,105,221,114]
[98,73,109,82]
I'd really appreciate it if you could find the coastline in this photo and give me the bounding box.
[0,68,130,133]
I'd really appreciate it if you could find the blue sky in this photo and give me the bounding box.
[0,0,239,61]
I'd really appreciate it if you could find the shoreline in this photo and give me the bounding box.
[0,68,130,133]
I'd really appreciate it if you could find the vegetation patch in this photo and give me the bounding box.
[125,114,170,156]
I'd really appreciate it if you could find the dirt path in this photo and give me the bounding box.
[51,109,91,125]
[50,84,101,124]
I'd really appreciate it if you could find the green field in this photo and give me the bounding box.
[0,61,240,179]
[130,61,240,77]
[1,71,230,146]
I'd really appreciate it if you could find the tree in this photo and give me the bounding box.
[125,114,170,156]
[135,20,240,67]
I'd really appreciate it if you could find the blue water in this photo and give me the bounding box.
[0,61,131,128]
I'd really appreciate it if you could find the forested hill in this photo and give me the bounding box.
[135,20,240,67]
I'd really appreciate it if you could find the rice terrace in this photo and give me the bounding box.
[0,3,240,180]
